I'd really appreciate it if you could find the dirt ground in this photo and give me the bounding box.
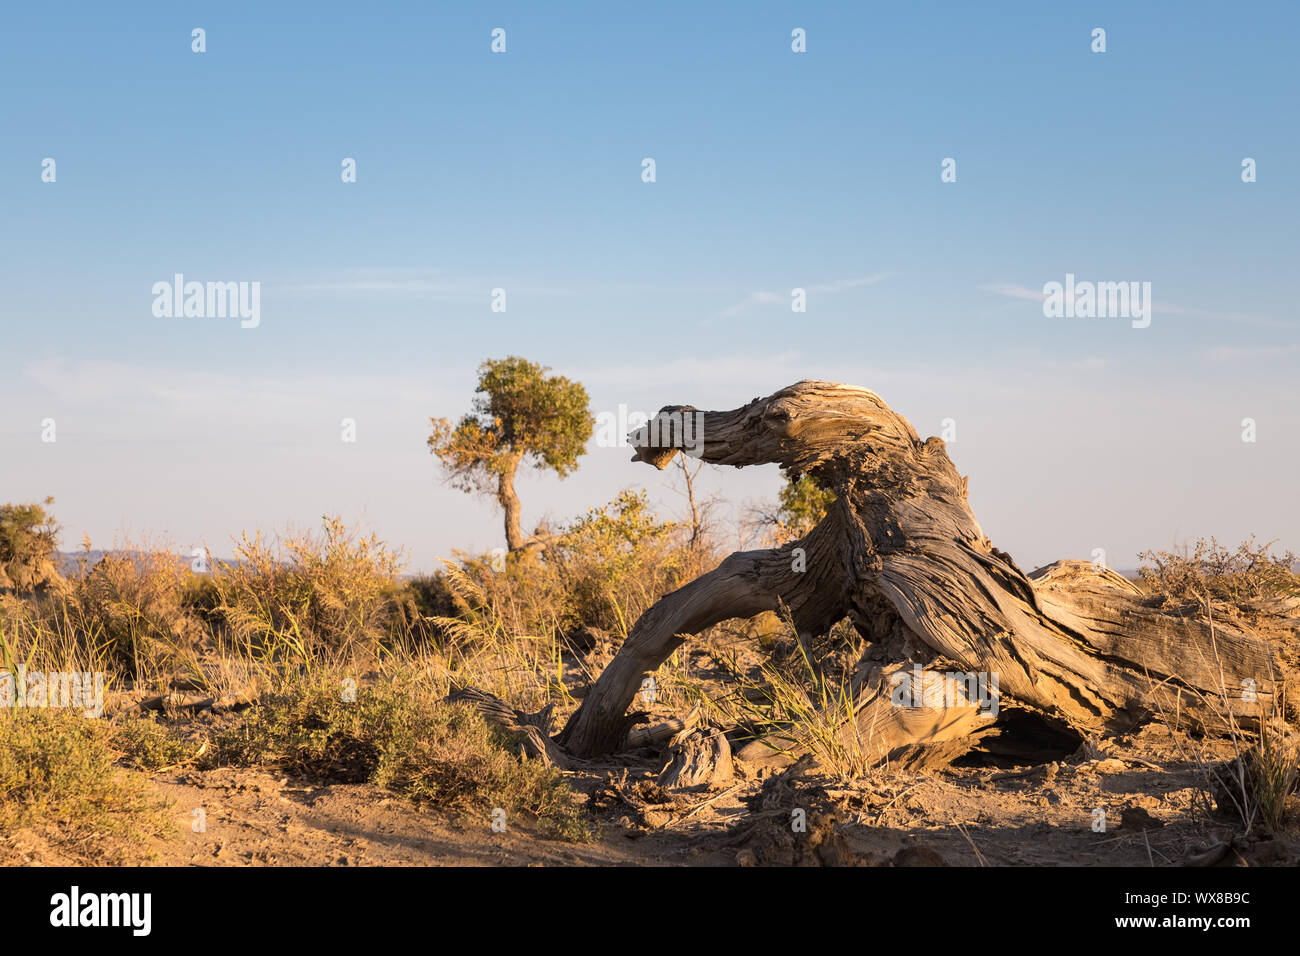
[4,711,1294,867]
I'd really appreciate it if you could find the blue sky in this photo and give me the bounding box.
[2,1,1297,572]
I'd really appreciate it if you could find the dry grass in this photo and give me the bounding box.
[1248,710,1300,832]
[682,610,874,782]
[1138,535,1299,620]
[213,516,416,672]
[0,498,715,851]
[1135,538,1300,837]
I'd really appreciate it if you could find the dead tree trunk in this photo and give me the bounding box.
[558,381,1296,759]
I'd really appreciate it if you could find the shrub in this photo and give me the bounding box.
[113,716,200,770]
[0,536,204,684]
[0,498,63,593]
[1248,716,1300,832]
[1138,536,1298,617]
[0,710,172,862]
[744,473,836,548]
[550,488,696,635]
[432,488,712,645]
[208,676,590,841]
[71,549,203,681]
[776,474,835,535]
[213,516,409,664]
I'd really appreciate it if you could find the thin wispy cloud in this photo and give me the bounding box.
[978,282,1046,302]
[17,358,444,423]
[578,351,808,392]
[1158,303,1295,329]
[283,279,462,295]
[1204,343,1300,361]
[278,269,578,299]
[980,282,1295,329]
[720,273,890,318]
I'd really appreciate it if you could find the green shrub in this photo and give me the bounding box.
[550,488,692,634]
[113,716,198,770]
[776,473,834,536]
[0,498,63,593]
[0,710,172,861]
[208,677,590,841]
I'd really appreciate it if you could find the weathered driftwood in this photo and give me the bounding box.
[557,381,1296,759]
[657,727,734,790]
[627,709,700,749]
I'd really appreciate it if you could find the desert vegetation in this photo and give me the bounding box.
[0,441,720,860]
[2,369,1297,867]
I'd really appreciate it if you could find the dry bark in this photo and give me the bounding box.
[557,381,1296,759]
[656,727,734,791]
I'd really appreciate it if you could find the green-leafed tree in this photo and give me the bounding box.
[0,497,63,592]
[776,473,835,535]
[429,357,594,552]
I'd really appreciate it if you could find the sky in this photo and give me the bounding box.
[1,1,1297,574]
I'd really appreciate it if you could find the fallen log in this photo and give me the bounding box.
[557,381,1297,760]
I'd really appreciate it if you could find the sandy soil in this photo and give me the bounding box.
[5,713,1293,867]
